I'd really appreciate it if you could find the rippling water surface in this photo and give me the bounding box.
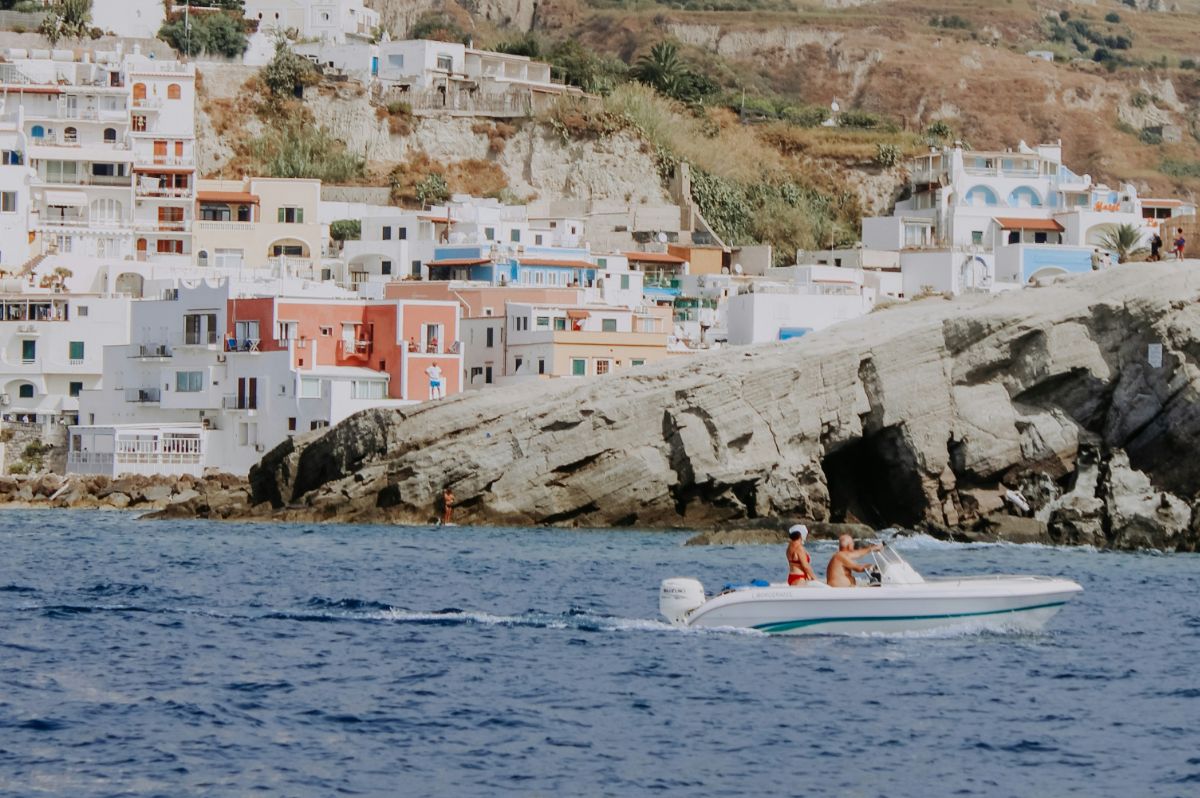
[1,510,1198,797]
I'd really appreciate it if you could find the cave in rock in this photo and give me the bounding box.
[821,426,928,528]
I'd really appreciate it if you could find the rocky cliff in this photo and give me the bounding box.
[233,264,1200,550]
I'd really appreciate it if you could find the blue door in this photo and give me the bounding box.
[371,57,379,76]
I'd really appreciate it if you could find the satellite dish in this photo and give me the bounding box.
[732,263,743,275]
[830,100,840,114]
[656,231,668,243]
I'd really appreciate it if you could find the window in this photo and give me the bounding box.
[30,124,45,139]
[201,204,231,222]
[1007,231,1020,245]
[514,356,523,372]
[1034,232,1048,244]
[68,341,84,361]
[300,377,322,398]
[103,128,116,143]
[601,318,617,332]
[535,235,543,245]
[277,206,304,223]
[288,417,297,431]
[631,359,645,367]
[0,192,15,213]
[381,260,392,275]
[571,359,586,376]
[319,326,332,336]
[536,316,550,328]
[411,260,422,277]
[510,229,521,242]
[382,225,392,240]
[351,380,386,399]
[388,54,404,68]
[21,340,35,362]
[486,327,494,347]
[596,360,610,375]
[484,366,493,384]
[63,126,77,143]
[553,318,566,331]
[69,381,83,397]
[175,371,203,392]
[436,54,453,71]
[17,383,34,398]
[310,420,328,431]
[514,316,529,331]
[620,274,630,290]
[398,227,407,240]
[2,150,20,165]
[167,84,181,100]
[971,230,984,246]
[485,227,495,240]
[77,305,88,317]
[537,358,545,374]
[470,366,483,383]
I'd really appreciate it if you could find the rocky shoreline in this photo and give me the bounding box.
[0,473,254,517]
[214,265,1200,552]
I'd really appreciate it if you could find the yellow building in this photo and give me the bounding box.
[668,243,725,275]
[193,177,323,273]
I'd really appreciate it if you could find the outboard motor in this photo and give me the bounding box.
[659,578,706,625]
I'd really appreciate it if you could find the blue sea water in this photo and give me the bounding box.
[0,510,1198,797]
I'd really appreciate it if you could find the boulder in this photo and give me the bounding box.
[223,265,1200,549]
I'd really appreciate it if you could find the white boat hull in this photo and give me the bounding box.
[671,577,1083,636]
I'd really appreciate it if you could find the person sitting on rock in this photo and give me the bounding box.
[786,524,817,585]
[826,534,883,588]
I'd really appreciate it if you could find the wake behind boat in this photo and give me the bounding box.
[660,545,1082,635]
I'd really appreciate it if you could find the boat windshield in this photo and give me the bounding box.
[870,545,926,585]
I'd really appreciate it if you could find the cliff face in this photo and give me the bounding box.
[244,265,1200,549]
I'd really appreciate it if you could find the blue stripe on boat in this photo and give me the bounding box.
[751,601,1068,634]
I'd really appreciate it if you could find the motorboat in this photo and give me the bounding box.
[659,545,1082,635]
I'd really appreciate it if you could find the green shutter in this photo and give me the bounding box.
[277,207,285,223]
[297,207,304,223]
[69,341,84,360]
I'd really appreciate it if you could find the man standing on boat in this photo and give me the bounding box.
[786,525,817,585]
[826,534,883,587]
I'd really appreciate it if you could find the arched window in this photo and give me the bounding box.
[30,124,44,139]
[103,128,116,143]
[63,126,77,143]
[963,185,999,207]
[132,83,146,102]
[167,84,181,100]
[18,383,34,399]
[1007,186,1042,208]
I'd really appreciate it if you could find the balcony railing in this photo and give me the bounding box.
[179,330,220,347]
[338,339,373,359]
[225,337,262,353]
[134,220,192,232]
[136,185,192,198]
[133,343,172,358]
[222,394,258,411]
[124,387,161,403]
[195,220,254,231]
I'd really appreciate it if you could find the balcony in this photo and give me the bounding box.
[338,339,373,360]
[195,220,254,232]
[136,155,194,168]
[221,394,258,411]
[134,220,192,233]
[178,330,220,348]
[407,340,463,355]
[225,337,262,353]
[132,343,172,358]
[136,183,192,199]
[124,387,161,403]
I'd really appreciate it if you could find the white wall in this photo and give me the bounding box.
[725,291,871,345]
[93,0,165,39]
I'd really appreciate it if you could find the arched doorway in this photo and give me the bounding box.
[136,238,147,261]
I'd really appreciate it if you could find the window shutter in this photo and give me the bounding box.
[277,207,285,223]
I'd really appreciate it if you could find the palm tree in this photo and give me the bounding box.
[1098,223,1148,264]
[631,41,690,100]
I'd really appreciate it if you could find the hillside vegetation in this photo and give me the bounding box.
[195,0,1200,260]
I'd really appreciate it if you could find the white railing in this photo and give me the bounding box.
[195,220,254,232]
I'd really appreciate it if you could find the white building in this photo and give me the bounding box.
[857,140,1197,291]
[0,46,196,267]
[244,0,379,44]
[725,267,876,345]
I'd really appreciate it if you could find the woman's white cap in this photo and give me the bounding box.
[788,524,809,541]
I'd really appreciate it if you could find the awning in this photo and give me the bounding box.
[428,258,490,267]
[624,251,686,264]
[419,215,454,224]
[43,190,87,207]
[198,191,259,204]
[643,286,681,298]
[566,309,589,318]
[994,217,1064,232]
[518,258,592,268]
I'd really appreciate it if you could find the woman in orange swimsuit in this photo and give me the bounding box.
[786,524,817,585]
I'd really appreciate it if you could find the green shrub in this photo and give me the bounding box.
[415,173,449,206]
[925,120,954,140]
[1161,158,1200,178]
[330,219,361,241]
[1182,58,1197,70]
[158,9,248,57]
[250,124,365,182]
[874,143,901,167]
[409,12,467,44]
[1139,127,1163,145]
[1105,12,1121,24]
[839,109,894,131]
[38,0,91,46]
[261,40,318,98]
[930,14,972,30]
